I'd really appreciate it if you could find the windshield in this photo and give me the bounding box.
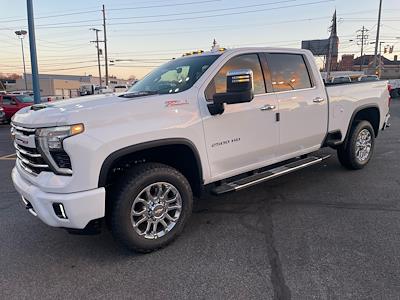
[126,54,220,95]
[16,95,34,103]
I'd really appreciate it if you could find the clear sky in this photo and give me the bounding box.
[0,0,399,79]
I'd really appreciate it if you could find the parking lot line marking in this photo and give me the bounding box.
[0,153,16,160]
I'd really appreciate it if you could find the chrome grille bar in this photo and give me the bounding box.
[14,143,41,158]
[12,125,36,132]
[12,123,51,175]
[16,152,49,168]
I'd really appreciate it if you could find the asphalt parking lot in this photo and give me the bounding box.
[1,99,399,299]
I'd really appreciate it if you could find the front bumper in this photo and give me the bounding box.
[12,167,105,229]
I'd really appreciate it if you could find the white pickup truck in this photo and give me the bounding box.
[11,47,390,252]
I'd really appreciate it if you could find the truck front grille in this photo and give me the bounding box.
[12,125,51,176]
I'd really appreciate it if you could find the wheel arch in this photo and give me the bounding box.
[98,138,204,196]
[343,104,380,148]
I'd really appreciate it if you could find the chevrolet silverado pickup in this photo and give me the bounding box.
[11,47,390,252]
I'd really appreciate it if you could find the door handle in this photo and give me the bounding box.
[260,104,276,111]
[313,97,325,103]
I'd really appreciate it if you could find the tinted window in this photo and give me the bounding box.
[2,96,12,105]
[16,95,34,103]
[205,54,265,100]
[332,77,351,84]
[267,54,312,92]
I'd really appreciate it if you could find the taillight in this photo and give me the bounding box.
[387,84,391,107]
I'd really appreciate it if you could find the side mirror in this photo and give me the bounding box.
[10,100,17,105]
[208,69,254,115]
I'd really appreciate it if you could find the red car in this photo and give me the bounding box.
[0,94,34,122]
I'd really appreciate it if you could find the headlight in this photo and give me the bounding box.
[35,124,84,175]
[36,124,84,150]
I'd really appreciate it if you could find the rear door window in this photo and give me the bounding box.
[266,53,313,92]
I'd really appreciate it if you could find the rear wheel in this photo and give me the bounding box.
[337,120,375,170]
[110,163,193,253]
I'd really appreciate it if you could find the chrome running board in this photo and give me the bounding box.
[212,155,330,195]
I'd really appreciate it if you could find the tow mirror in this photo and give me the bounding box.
[208,69,254,115]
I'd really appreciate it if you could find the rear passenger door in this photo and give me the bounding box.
[264,53,327,157]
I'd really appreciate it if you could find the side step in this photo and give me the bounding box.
[212,155,330,195]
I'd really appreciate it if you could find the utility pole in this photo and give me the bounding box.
[102,5,109,87]
[372,0,383,73]
[90,28,102,88]
[356,26,369,71]
[26,0,41,104]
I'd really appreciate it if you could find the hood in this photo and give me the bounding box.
[12,93,125,127]
[11,91,193,129]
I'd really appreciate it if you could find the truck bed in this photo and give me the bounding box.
[326,80,389,140]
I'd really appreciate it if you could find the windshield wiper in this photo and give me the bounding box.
[119,91,159,98]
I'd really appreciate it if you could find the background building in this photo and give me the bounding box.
[9,73,129,97]
[338,54,400,79]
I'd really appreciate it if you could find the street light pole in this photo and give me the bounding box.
[15,30,28,91]
[26,0,41,104]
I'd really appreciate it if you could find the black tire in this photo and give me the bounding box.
[110,163,193,253]
[337,120,375,170]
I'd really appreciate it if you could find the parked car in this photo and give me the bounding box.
[388,79,400,98]
[358,75,379,82]
[330,76,352,84]
[11,47,390,253]
[0,107,6,124]
[113,85,129,93]
[0,94,34,122]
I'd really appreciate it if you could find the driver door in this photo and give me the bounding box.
[200,53,279,180]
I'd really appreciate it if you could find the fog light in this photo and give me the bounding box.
[53,203,68,219]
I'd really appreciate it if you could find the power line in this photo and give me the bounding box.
[110,16,332,38]
[0,10,100,24]
[10,0,333,30]
[0,0,221,24]
[107,0,296,21]
[107,0,221,11]
[21,0,295,28]
[107,0,334,26]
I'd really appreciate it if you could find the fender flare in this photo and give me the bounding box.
[98,138,203,188]
[342,104,380,148]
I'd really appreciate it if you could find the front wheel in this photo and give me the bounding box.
[337,120,375,170]
[110,163,193,253]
